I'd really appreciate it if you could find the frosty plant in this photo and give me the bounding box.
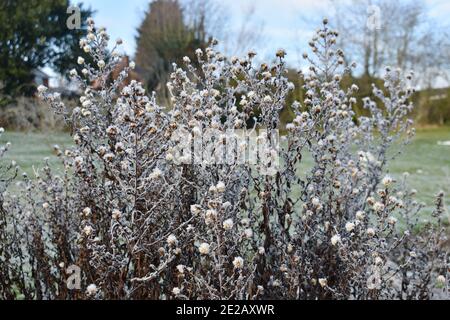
[0,18,448,300]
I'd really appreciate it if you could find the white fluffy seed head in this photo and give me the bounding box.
[373,202,385,212]
[382,175,393,187]
[345,222,355,232]
[331,234,341,246]
[83,226,93,236]
[356,211,365,221]
[437,275,446,286]
[375,257,384,265]
[167,234,177,246]
[312,197,321,207]
[86,284,98,295]
[223,218,234,231]
[216,181,226,193]
[172,287,181,295]
[319,278,327,288]
[190,204,201,215]
[388,216,398,225]
[176,264,185,274]
[150,168,163,180]
[199,243,210,255]
[367,228,376,237]
[112,209,121,220]
[232,256,244,269]
[82,207,91,216]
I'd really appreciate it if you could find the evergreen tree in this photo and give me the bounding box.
[135,0,209,102]
[0,0,93,97]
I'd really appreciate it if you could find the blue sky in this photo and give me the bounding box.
[78,0,450,65]
[45,0,448,85]
[77,0,345,63]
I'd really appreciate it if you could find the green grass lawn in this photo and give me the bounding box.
[1,127,450,217]
[388,128,450,218]
[1,131,72,176]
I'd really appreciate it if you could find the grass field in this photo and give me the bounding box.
[1,127,450,218]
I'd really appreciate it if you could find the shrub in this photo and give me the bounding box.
[0,18,448,300]
[0,96,69,131]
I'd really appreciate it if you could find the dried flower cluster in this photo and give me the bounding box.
[0,19,448,300]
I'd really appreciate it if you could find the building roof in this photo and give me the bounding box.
[32,69,50,78]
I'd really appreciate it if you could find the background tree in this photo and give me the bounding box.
[332,0,449,86]
[185,0,264,57]
[328,0,450,123]
[135,0,264,104]
[135,0,207,103]
[0,0,93,98]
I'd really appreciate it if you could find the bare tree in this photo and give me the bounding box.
[221,4,265,56]
[135,0,264,103]
[331,0,449,88]
[183,0,264,56]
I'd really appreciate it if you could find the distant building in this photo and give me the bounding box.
[32,69,81,98]
[32,69,50,87]
[91,55,142,92]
